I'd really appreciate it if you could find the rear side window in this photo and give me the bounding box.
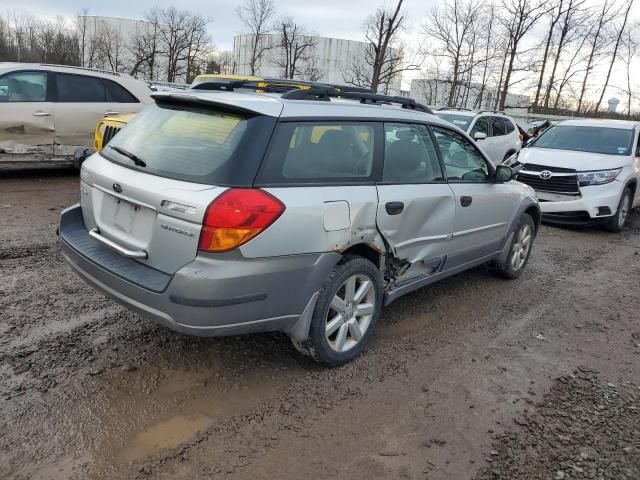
[258,122,376,184]
[102,102,276,185]
[383,123,443,183]
[470,118,489,136]
[103,79,138,103]
[0,72,47,102]
[502,118,515,133]
[57,73,105,102]
[491,117,507,136]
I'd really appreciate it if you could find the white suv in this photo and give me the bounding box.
[0,63,153,167]
[507,119,639,232]
[435,109,522,164]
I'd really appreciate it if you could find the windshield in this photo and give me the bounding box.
[102,102,274,185]
[435,113,472,131]
[532,125,634,156]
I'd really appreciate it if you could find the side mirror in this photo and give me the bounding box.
[495,165,514,183]
[474,132,487,141]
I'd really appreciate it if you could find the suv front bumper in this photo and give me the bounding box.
[58,204,338,337]
[539,180,624,225]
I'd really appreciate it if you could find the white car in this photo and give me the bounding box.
[435,109,522,164]
[0,63,153,166]
[507,119,639,232]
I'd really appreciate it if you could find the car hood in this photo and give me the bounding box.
[518,147,629,171]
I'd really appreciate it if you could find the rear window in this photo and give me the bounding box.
[257,122,376,185]
[533,125,634,156]
[434,113,472,130]
[102,102,276,185]
[57,73,105,102]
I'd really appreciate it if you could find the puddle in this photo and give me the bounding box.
[119,414,212,463]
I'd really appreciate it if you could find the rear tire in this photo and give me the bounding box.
[492,213,535,280]
[299,255,383,367]
[603,187,632,233]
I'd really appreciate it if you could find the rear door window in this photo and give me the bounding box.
[470,118,490,137]
[102,102,275,185]
[258,122,377,184]
[383,123,444,183]
[491,117,507,136]
[56,73,106,102]
[502,118,515,133]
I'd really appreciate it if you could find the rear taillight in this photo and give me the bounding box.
[198,189,285,252]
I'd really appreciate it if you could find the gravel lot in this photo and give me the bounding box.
[1,169,639,480]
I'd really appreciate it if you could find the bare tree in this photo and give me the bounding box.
[620,25,638,116]
[206,49,235,75]
[532,0,564,107]
[127,9,162,79]
[94,22,126,72]
[594,0,634,113]
[424,0,483,107]
[75,8,90,67]
[344,0,418,93]
[272,17,317,80]
[497,0,548,110]
[542,0,587,108]
[236,0,275,75]
[576,0,617,112]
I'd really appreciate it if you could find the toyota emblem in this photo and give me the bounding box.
[539,170,553,180]
[113,183,123,193]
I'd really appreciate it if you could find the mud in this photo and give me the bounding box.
[1,169,639,479]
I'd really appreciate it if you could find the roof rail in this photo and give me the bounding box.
[436,107,472,111]
[476,110,505,115]
[190,77,373,95]
[281,87,434,114]
[39,64,122,77]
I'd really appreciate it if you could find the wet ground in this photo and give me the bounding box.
[1,169,639,479]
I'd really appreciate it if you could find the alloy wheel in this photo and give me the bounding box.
[618,193,631,228]
[325,274,376,353]
[511,223,532,271]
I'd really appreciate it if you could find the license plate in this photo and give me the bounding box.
[113,199,138,233]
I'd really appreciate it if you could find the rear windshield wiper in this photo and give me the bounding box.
[108,145,147,168]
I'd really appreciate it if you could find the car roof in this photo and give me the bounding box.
[557,118,640,130]
[152,90,457,127]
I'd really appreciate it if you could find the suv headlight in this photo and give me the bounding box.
[577,168,622,187]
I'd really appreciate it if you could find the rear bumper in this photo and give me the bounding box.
[58,204,339,337]
[539,180,623,223]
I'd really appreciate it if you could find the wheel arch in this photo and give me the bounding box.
[341,243,383,269]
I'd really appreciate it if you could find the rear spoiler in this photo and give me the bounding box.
[150,92,283,117]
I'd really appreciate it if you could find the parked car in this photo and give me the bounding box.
[58,85,540,366]
[0,63,153,166]
[507,119,639,232]
[435,108,522,164]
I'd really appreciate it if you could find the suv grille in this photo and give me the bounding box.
[102,125,121,147]
[516,163,580,195]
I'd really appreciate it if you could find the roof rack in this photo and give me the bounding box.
[476,110,505,115]
[39,64,122,77]
[436,107,472,111]
[281,87,434,114]
[190,77,373,95]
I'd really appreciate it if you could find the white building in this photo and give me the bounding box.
[232,34,402,95]
[410,78,530,111]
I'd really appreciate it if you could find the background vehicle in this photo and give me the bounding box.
[0,63,152,167]
[508,119,639,232]
[59,84,540,366]
[435,108,522,164]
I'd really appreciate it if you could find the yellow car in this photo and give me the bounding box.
[94,113,136,151]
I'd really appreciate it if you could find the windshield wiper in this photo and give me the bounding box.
[108,145,147,168]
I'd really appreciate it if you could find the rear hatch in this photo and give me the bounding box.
[80,94,281,274]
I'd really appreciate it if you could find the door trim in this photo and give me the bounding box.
[452,221,507,238]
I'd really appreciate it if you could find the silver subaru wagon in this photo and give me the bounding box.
[58,85,540,366]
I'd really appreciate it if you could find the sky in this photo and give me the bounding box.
[5,0,640,104]
[8,0,438,51]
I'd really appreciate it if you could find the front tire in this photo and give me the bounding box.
[603,187,632,233]
[493,213,535,280]
[300,255,383,367]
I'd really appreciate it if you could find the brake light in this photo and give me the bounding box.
[198,189,285,252]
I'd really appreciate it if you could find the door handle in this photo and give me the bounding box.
[385,201,404,215]
[32,112,51,117]
[460,196,473,207]
[104,111,120,116]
